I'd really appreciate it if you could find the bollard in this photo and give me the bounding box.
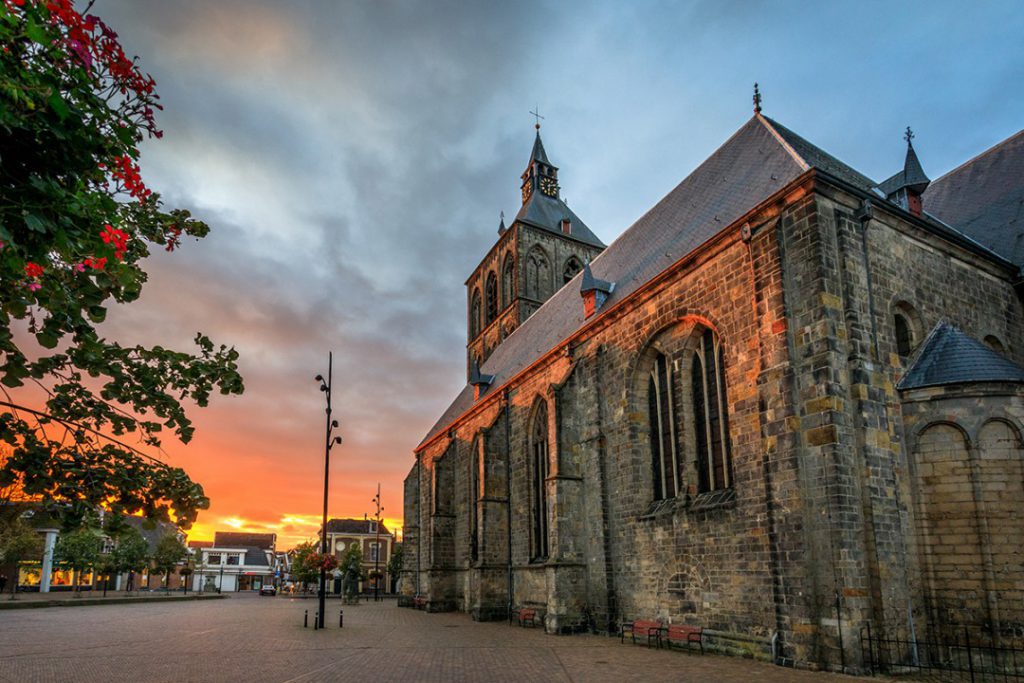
[339,609,344,628]
[304,610,308,628]
[314,612,319,630]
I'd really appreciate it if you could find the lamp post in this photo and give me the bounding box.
[371,483,383,602]
[315,352,343,629]
[218,562,224,594]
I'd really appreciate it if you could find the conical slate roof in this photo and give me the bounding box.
[897,321,1024,391]
[530,131,550,165]
[878,141,931,197]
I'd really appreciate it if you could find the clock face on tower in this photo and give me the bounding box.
[539,176,557,197]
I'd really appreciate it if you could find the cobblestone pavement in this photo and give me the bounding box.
[0,594,874,682]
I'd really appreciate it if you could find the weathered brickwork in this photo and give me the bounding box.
[405,167,1024,672]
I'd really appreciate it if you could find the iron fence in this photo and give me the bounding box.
[861,624,1024,682]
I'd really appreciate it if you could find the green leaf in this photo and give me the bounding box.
[24,213,46,232]
[36,331,58,349]
[25,16,48,46]
[87,306,107,323]
[47,91,69,120]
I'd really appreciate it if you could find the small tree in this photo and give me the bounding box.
[54,527,101,595]
[0,512,42,599]
[290,542,320,593]
[111,527,148,594]
[340,543,364,598]
[151,533,186,593]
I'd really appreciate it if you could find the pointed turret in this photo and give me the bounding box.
[877,127,931,216]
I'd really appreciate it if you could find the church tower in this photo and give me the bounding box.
[465,125,605,376]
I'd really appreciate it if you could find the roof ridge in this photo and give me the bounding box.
[929,128,1024,187]
[757,114,811,171]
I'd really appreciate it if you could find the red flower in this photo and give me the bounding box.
[83,257,106,271]
[24,262,44,278]
[101,224,129,259]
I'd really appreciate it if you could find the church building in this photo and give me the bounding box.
[402,96,1024,671]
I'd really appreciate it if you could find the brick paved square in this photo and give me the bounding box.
[0,595,873,682]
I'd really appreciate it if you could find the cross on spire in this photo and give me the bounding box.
[530,106,545,130]
[904,126,915,145]
[753,83,762,114]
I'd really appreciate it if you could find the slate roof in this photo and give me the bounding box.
[923,129,1024,266]
[897,321,1024,390]
[212,531,276,551]
[324,518,392,536]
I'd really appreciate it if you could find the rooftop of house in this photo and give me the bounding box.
[323,518,392,536]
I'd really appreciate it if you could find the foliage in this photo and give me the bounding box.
[109,524,148,578]
[0,1,243,529]
[289,541,321,589]
[151,532,185,585]
[0,507,42,596]
[53,525,101,591]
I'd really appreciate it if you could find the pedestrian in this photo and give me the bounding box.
[0,573,7,594]
[125,570,134,592]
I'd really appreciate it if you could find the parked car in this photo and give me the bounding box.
[259,585,276,596]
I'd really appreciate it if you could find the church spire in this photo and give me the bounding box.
[521,115,559,205]
[876,126,931,217]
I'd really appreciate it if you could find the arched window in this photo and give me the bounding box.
[984,335,1006,354]
[563,257,583,284]
[692,329,732,492]
[485,272,498,325]
[525,247,551,301]
[470,289,482,338]
[648,352,679,500]
[894,313,912,359]
[530,399,550,560]
[502,253,515,307]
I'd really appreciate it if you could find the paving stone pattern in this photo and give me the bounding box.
[0,595,874,682]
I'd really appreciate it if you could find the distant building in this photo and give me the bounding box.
[192,531,277,592]
[321,518,394,593]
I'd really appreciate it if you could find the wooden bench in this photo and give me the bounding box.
[664,624,703,654]
[511,606,539,627]
[620,619,663,648]
[412,596,427,610]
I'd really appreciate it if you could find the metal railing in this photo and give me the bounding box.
[861,624,1024,682]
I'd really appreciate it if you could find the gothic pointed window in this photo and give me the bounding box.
[526,247,551,301]
[692,330,732,492]
[485,272,498,325]
[470,288,482,338]
[530,399,550,560]
[502,253,515,307]
[563,257,583,284]
[648,352,679,500]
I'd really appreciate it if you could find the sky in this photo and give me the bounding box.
[85,0,1024,548]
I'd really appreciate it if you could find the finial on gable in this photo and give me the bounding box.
[904,126,914,146]
[753,83,762,115]
[498,210,506,235]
